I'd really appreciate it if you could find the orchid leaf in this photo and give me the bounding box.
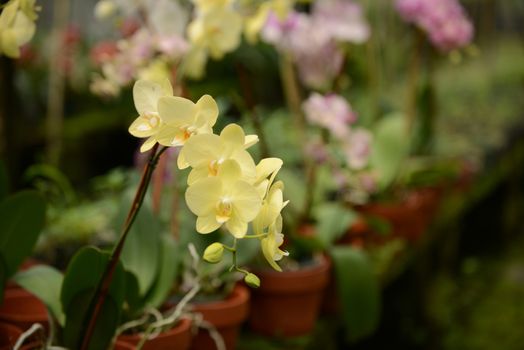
[0,191,46,278]
[13,265,65,325]
[61,246,126,350]
[331,246,381,343]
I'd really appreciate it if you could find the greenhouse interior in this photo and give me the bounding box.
[0,0,523,349]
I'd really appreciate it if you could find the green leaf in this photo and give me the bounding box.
[0,161,8,201]
[0,191,46,277]
[122,270,143,319]
[313,203,357,249]
[143,235,179,309]
[370,113,410,190]
[63,289,120,350]
[330,246,381,343]
[119,198,160,296]
[12,265,65,325]
[61,247,126,350]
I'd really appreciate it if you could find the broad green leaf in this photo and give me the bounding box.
[122,270,143,320]
[61,247,126,350]
[370,113,410,190]
[0,191,46,277]
[313,203,357,249]
[330,246,381,343]
[12,265,65,325]
[144,235,179,309]
[0,161,8,201]
[119,197,160,296]
[62,290,120,350]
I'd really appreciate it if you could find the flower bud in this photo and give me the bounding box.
[244,273,261,288]
[203,243,224,264]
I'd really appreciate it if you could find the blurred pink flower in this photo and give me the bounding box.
[312,0,370,44]
[304,138,330,163]
[302,93,356,139]
[343,128,372,170]
[395,0,474,51]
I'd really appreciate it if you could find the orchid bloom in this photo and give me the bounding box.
[179,123,257,185]
[185,159,262,238]
[260,215,289,272]
[129,78,173,152]
[155,94,218,149]
[0,0,38,58]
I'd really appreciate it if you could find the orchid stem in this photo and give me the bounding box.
[80,144,168,350]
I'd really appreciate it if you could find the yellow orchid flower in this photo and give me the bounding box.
[188,7,242,60]
[155,94,218,149]
[185,159,262,238]
[253,180,287,234]
[179,123,257,185]
[128,78,173,152]
[0,0,36,58]
[261,215,289,271]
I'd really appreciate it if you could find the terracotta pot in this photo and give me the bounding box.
[0,322,22,350]
[0,286,48,331]
[190,284,250,350]
[249,255,331,337]
[0,321,45,350]
[345,186,443,245]
[117,317,192,350]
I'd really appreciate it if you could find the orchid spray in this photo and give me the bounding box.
[80,78,287,349]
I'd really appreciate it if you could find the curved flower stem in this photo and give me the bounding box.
[80,144,168,350]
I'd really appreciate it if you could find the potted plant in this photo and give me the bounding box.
[10,76,289,349]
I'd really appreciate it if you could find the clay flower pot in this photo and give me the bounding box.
[190,283,250,350]
[344,186,444,245]
[249,255,331,337]
[117,318,192,350]
[0,286,48,331]
[0,322,22,350]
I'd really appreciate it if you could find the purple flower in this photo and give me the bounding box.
[395,0,474,51]
[302,93,356,139]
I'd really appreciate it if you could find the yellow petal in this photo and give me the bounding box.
[1,30,20,58]
[233,150,257,181]
[195,94,219,128]
[244,135,259,149]
[225,215,248,238]
[157,96,196,126]
[128,116,159,138]
[220,124,244,149]
[140,136,157,153]
[185,177,222,216]
[180,134,222,168]
[11,11,35,47]
[187,167,209,185]
[230,181,262,222]
[177,151,189,169]
[255,158,283,183]
[259,187,284,228]
[196,214,221,234]
[133,79,170,115]
[261,236,282,272]
[217,159,242,187]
